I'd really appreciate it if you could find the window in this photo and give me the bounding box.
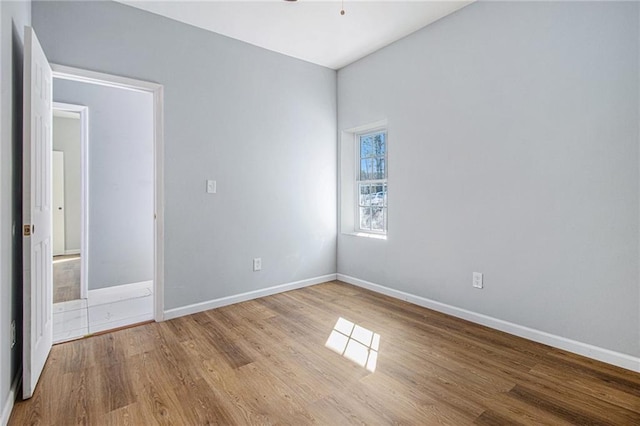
[357,130,387,234]
[339,120,387,239]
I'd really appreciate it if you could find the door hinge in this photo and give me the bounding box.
[23,224,33,236]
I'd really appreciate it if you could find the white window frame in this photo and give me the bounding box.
[339,119,388,240]
[355,129,388,235]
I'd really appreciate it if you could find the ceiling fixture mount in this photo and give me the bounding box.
[283,0,345,16]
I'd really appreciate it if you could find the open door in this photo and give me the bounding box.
[22,26,53,399]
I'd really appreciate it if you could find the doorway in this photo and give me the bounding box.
[50,65,164,341]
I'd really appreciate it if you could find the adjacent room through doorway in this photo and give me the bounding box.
[51,105,86,343]
[52,108,81,298]
[50,75,157,344]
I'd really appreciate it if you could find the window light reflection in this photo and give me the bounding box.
[325,317,380,372]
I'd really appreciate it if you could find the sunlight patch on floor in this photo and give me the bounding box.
[325,317,380,372]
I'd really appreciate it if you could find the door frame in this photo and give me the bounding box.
[51,64,165,321]
[52,102,89,299]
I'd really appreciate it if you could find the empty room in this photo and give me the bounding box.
[1,0,639,424]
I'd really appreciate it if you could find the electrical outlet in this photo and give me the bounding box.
[206,180,216,194]
[473,272,483,289]
[253,258,262,272]
[10,320,16,348]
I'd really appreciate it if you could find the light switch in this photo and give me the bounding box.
[473,272,483,289]
[206,180,216,194]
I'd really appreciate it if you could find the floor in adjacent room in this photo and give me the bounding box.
[9,281,640,425]
[52,254,88,343]
[53,254,81,303]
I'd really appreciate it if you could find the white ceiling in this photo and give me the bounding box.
[118,1,474,70]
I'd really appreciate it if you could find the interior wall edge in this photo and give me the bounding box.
[336,273,640,373]
[163,273,338,321]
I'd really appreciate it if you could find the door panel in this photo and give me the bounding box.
[23,26,53,399]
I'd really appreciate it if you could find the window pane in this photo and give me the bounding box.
[372,158,385,179]
[359,184,371,206]
[360,207,371,230]
[371,207,384,231]
[360,159,372,180]
[371,185,384,207]
[373,133,385,156]
[355,128,387,235]
[383,184,387,206]
[360,135,373,158]
[370,159,379,180]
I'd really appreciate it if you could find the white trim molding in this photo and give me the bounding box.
[88,280,153,307]
[337,274,640,373]
[164,274,337,320]
[1,370,21,426]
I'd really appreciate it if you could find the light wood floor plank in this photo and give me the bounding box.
[9,281,640,425]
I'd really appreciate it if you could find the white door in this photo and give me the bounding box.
[52,151,65,256]
[22,26,53,399]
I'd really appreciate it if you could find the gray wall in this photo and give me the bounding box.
[337,1,639,357]
[52,115,81,253]
[33,1,337,308]
[54,79,155,290]
[0,0,30,417]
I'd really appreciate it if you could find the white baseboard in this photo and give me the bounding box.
[64,249,80,255]
[164,274,337,320]
[87,281,154,334]
[337,274,640,373]
[89,297,153,334]
[88,280,153,307]
[53,298,87,314]
[2,369,21,426]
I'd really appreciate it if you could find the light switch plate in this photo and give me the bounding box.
[473,272,483,289]
[206,180,216,194]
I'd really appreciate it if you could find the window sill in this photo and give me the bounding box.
[342,231,387,240]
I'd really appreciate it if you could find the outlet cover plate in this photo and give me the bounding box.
[253,258,262,271]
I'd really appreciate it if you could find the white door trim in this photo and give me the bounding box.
[52,101,89,300]
[51,64,165,322]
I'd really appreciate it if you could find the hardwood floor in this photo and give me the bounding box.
[10,281,640,425]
